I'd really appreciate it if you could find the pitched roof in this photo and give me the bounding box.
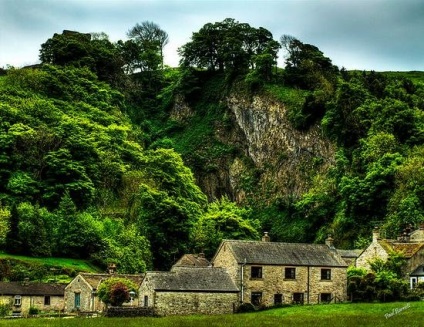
[144,267,239,292]
[378,240,424,258]
[172,254,210,269]
[336,249,362,258]
[410,265,424,277]
[0,282,66,296]
[213,240,347,267]
[79,273,144,290]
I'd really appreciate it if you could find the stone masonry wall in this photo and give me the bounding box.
[356,241,389,271]
[154,291,238,316]
[243,265,346,305]
[64,277,102,312]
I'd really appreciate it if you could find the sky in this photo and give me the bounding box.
[1,0,424,71]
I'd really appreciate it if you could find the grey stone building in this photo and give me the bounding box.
[212,234,348,306]
[64,273,143,313]
[139,266,239,316]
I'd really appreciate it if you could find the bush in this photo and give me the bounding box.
[236,302,256,313]
[0,303,11,317]
[29,306,40,315]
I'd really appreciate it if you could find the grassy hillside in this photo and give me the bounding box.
[0,302,422,326]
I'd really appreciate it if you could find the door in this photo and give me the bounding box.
[74,293,81,309]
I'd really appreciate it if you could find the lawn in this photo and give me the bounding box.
[0,253,101,273]
[0,302,423,327]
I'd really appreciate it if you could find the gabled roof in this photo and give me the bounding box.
[78,273,144,290]
[0,282,66,296]
[172,254,210,269]
[143,267,238,292]
[213,240,347,267]
[336,249,362,258]
[410,265,424,277]
[377,240,424,258]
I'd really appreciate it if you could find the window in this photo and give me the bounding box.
[14,295,21,307]
[144,295,149,307]
[44,296,51,306]
[285,267,296,279]
[321,269,331,280]
[251,266,263,279]
[292,293,304,304]
[74,292,81,309]
[274,294,283,305]
[320,293,332,303]
[251,292,262,306]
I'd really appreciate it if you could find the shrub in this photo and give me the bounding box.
[29,306,40,315]
[0,303,11,317]
[236,302,256,313]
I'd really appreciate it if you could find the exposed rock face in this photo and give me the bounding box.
[170,93,336,202]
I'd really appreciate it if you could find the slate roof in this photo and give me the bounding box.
[214,240,347,267]
[79,273,144,290]
[378,240,424,258]
[144,267,239,292]
[410,265,424,277]
[172,254,211,269]
[0,282,66,296]
[336,249,362,258]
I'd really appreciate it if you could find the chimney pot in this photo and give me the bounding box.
[325,235,335,249]
[262,232,270,242]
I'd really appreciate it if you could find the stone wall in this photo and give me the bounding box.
[154,291,238,316]
[0,295,64,315]
[64,277,103,312]
[242,265,346,305]
[356,241,389,271]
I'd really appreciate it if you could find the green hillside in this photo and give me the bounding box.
[0,19,424,280]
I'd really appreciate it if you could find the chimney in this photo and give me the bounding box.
[262,232,270,242]
[325,235,335,249]
[198,253,205,258]
[108,263,117,274]
[372,227,380,243]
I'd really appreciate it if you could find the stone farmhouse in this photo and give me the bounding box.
[139,266,239,316]
[356,225,424,289]
[64,272,143,313]
[212,233,348,306]
[0,281,66,316]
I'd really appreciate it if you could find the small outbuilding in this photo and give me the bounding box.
[139,267,239,316]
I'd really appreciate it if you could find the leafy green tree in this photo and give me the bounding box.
[97,277,138,307]
[190,196,260,257]
[127,21,169,70]
[179,18,280,74]
[281,36,338,91]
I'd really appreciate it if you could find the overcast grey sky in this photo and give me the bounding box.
[1,0,423,71]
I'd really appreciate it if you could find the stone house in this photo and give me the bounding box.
[172,253,210,268]
[139,266,239,316]
[0,281,66,316]
[211,233,348,306]
[64,273,143,313]
[356,226,424,288]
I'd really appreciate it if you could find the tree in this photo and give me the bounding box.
[281,35,338,91]
[127,21,169,70]
[179,18,280,74]
[97,277,138,307]
[190,196,260,258]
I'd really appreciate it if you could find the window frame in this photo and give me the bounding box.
[14,295,21,307]
[250,266,263,279]
[321,268,332,280]
[251,292,263,306]
[320,293,332,303]
[284,267,296,279]
[44,295,51,306]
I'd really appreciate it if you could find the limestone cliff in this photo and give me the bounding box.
[171,91,336,204]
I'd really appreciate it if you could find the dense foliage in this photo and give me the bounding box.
[1,17,424,278]
[97,277,138,307]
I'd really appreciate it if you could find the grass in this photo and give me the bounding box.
[0,253,101,273]
[0,302,423,327]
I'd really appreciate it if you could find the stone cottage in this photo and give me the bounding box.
[172,253,210,268]
[139,266,239,316]
[64,273,143,313]
[356,225,424,288]
[212,233,348,306]
[0,281,66,316]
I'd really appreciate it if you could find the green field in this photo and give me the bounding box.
[0,302,423,327]
[0,253,101,273]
